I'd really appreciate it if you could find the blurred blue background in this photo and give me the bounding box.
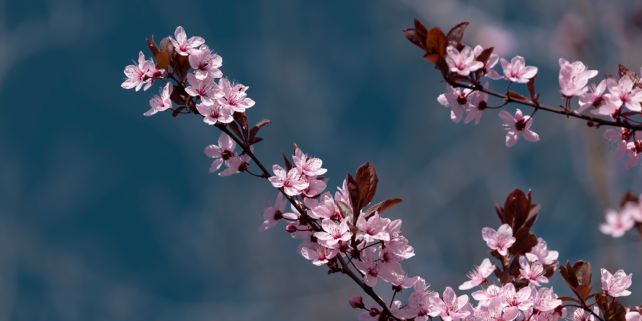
[2,0,642,320]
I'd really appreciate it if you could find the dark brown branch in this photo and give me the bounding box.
[452,82,642,131]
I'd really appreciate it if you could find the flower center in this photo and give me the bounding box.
[515,118,527,131]
[221,150,234,160]
[457,93,468,105]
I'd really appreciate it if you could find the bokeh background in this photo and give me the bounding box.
[2,0,642,320]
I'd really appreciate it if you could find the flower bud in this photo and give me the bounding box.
[349,295,364,309]
[286,224,297,233]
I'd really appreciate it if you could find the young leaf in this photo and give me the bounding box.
[413,18,428,40]
[403,29,425,51]
[445,22,469,48]
[364,198,403,219]
[475,47,494,65]
[282,151,293,171]
[572,261,592,286]
[228,122,244,141]
[248,137,263,146]
[146,35,160,57]
[527,74,539,103]
[503,189,530,231]
[249,119,271,140]
[346,173,361,222]
[159,37,174,56]
[172,106,186,117]
[510,227,537,256]
[495,204,505,224]
[335,200,353,223]
[425,27,447,58]
[507,92,531,102]
[169,85,189,105]
[618,64,639,84]
[355,162,378,210]
[558,296,580,304]
[233,112,249,139]
[155,51,170,71]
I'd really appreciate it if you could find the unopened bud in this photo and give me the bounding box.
[349,295,364,309]
[286,224,297,233]
[297,218,308,226]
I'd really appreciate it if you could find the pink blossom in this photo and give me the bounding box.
[144,82,173,116]
[459,258,495,290]
[519,256,549,286]
[429,287,471,321]
[626,311,641,321]
[217,78,255,113]
[219,150,252,176]
[626,132,642,169]
[315,218,352,248]
[464,82,489,125]
[204,133,236,173]
[196,101,233,125]
[378,247,406,281]
[622,201,642,222]
[304,192,342,220]
[502,283,533,311]
[603,128,633,160]
[391,275,420,289]
[606,76,642,112]
[301,176,326,198]
[558,59,598,97]
[600,209,634,237]
[438,85,473,123]
[352,248,383,287]
[499,109,539,147]
[571,307,600,321]
[356,212,391,244]
[600,268,632,297]
[407,278,437,321]
[446,45,484,76]
[170,26,205,56]
[269,165,309,196]
[185,73,223,106]
[500,56,538,83]
[300,241,338,266]
[578,80,607,113]
[121,52,157,91]
[487,298,520,321]
[525,237,559,265]
[293,147,327,176]
[473,45,502,80]
[481,224,516,256]
[188,45,223,80]
[259,193,298,232]
[472,284,504,306]
[349,295,365,309]
[335,179,352,208]
[532,287,562,312]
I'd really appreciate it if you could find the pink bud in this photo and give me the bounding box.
[286,224,297,233]
[349,295,364,309]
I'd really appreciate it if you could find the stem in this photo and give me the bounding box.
[451,82,642,130]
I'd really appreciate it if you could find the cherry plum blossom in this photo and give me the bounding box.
[268,165,309,196]
[446,45,484,76]
[459,258,495,290]
[500,56,538,83]
[144,82,173,116]
[481,224,516,256]
[601,268,632,297]
[499,109,539,147]
[204,133,236,173]
[259,193,298,232]
[189,45,223,80]
[600,209,634,238]
[170,26,205,56]
[218,78,255,113]
[558,59,598,97]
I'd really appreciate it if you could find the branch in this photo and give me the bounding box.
[451,82,642,131]
[214,124,400,320]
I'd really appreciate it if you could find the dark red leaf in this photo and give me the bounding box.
[527,74,538,103]
[172,107,186,117]
[403,29,426,52]
[543,261,558,278]
[355,162,378,210]
[248,137,263,145]
[413,18,428,40]
[249,119,271,140]
[620,192,639,208]
[445,22,469,48]
[364,198,403,219]
[618,64,639,84]
[510,227,537,256]
[494,269,510,285]
[159,37,174,56]
[507,91,531,102]
[426,27,448,58]
[495,204,505,224]
[573,261,592,286]
[346,173,361,223]
[576,284,593,301]
[146,35,160,57]
[155,51,170,71]
[334,200,353,223]
[558,296,580,303]
[233,112,249,140]
[169,85,189,105]
[524,204,540,229]
[282,151,293,172]
[434,56,450,78]
[604,74,619,82]
[293,142,299,156]
[228,122,243,141]
[475,47,494,65]
[503,189,530,231]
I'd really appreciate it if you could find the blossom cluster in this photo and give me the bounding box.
[406,20,642,170]
[600,192,642,238]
